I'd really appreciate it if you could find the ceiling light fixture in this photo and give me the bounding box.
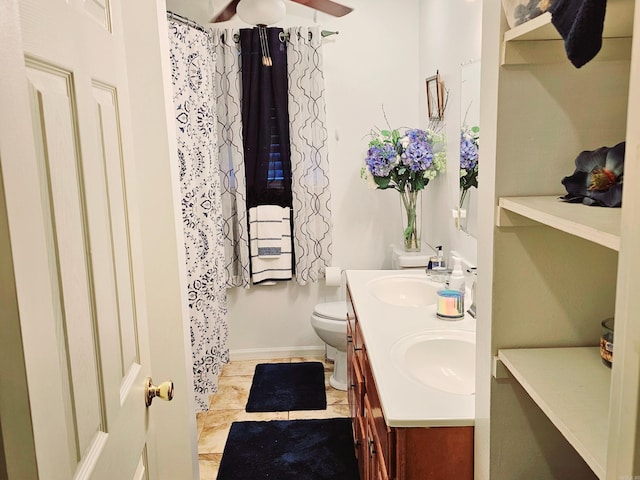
[236,0,287,26]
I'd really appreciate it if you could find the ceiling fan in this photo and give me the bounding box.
[211,0,354,24]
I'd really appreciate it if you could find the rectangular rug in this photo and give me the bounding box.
[216,418,359,480]
[245,361,327,412]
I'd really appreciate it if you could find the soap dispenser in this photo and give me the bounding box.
[428,246,446,269]
[449,256,465,293]
[428,246,447,282]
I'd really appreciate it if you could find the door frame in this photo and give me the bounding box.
[120,1,200,477]
[0,0,198,478]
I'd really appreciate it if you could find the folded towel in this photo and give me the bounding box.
[256,205,288,258]
[248,206,292,285]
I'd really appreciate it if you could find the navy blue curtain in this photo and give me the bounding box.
[240,27,292,209]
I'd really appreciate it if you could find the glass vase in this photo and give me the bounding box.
[400,190,422,252]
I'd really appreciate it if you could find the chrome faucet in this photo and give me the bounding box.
[425,267,452,284]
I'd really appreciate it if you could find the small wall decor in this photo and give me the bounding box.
[426,71,445,120]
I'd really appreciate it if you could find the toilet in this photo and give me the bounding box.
[310,245,431,391]
[310,301,348,391]
[390,243,432,270]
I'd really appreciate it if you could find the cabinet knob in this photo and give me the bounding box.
[368,437,376,457]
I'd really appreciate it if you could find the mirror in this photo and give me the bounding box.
[457,59,480,237]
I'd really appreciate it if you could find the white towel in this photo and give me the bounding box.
[248,206,292,285]
[256,205,286,258]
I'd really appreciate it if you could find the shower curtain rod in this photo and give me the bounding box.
[166,11,339,42]
[230,29,338,43]
[166,10,208,34]
[280,30,339,40]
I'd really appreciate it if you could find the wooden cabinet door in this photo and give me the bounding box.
[348,352,364,420]
[364,351,393,473]
[355,414,368,480]
[365,395,390,480]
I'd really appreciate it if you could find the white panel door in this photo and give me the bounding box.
[0,0,186,478]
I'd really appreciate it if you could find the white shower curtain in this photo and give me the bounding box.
[212,28,251,288]
[179,24,332,290]
[167,19,229,412]
[286,26,333,285]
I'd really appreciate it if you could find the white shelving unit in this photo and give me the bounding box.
[499,347,610,478]
[477,1,640,479]
[497,196,621,251]
[502,2,635,65]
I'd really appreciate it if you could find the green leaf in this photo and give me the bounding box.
[374,176,391,189]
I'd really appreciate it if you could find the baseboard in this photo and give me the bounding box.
[229,345,326,361]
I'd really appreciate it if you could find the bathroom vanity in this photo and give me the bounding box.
[345,270,475,480]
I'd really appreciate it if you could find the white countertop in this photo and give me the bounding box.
[346,269,476,428]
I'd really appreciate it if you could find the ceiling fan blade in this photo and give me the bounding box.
[210,0,241,23]
[291,0,354,17]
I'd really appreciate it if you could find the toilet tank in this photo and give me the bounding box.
[390,243,432,269]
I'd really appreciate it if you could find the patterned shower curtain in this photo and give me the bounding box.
[167,19,229,412]
[212,28,251,288]
[286,26,333,285]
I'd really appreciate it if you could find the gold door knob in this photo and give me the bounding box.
[144,377,174,407]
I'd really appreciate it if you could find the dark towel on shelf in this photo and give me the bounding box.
[548,0,608,68]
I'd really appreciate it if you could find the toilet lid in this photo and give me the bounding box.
[392,244,430,268]
[313,301,347,321]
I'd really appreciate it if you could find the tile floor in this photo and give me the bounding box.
[196,356,350,480]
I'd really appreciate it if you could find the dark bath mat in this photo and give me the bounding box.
[216,418,360,480]
[245,361,327,412]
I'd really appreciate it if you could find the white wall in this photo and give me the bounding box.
[164,0,481,356]
[418,0,482,267]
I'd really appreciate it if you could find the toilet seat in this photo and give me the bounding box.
[313,301,347,321]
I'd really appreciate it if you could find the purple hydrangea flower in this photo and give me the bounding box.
[400,129,434,172]
[460,134,479,170]
[362,125,445,194]
[365,143,397,177]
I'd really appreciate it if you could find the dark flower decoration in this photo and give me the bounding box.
[560,142,625,207]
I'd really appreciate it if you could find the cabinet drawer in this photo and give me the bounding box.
[364,357,393,476]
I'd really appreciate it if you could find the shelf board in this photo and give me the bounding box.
[504,1,634,42]
[498,347,610,479]
[502,1,635,65]
[497,196,621,251]
[504,12,557,42]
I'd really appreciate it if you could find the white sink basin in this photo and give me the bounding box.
[391,330,476,395]
[367,275,440,307]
